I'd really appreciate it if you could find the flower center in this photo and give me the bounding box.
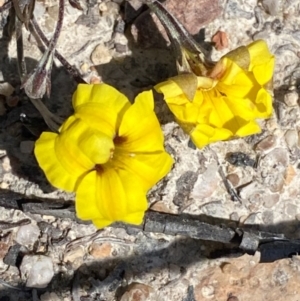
[113,135,127,145]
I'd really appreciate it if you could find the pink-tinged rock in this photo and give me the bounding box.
[120,283,157,301]
[89,242,113,259]
[255,135,277,152]
[212,30,229,50]
[226,173,240,187]
[131,0,222,48]
[164,0,221,35]
[194,253,300,301]
[191,162,219,200]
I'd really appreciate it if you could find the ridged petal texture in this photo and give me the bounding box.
[35,84,173,228]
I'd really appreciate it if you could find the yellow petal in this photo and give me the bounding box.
[254,88,273,117]
[247,40,274,69]
[73,83,130,137]
[155,79,188,101]
[235,120,261,137]
[76,168,148,228]
[118,90,165,152]
[113,151,173,190]
[167,102,201,125]
[202,92,235,128]
[75,171,104,220]
[55,117,97,174]
[191,125,232,148]
[35,132,79,191]
[73,83,129,111]
[251,57,275,85]
[247,40,275,85]
[222,95,257,121]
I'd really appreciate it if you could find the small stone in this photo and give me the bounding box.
[0,242,10,259]
[89,242,112,259]
[263,194,280,208]
[201,285,214,299]
[101,2,120,17]
[90,76,102,84]
[20,255,54,288]
[266,118,278,131]
[150,201,173,214]
[255,135,277,152]
[230,212,239,221]
[64,246,85,265]
[286,203,298,217]
[20,141,34,154]
[0,82,14,97]
[80,63,90,74]
[40,292,60,301]
[221,262,239,275]
[173,171,198,208]
[261,210,274,224]
[226,173,240,187]
[15,224,40,247]
[99,2,108,12]
[191,162,219,200]
[212,31,228,50]
[239,182,263,201]
[165,0,221,35]
[267,148,289,167]
[90,44,113,65]
[284,165,297,185]
[284,91,298,106]
[240,213,258,225]
[284,130,298,150]
[114,32,128,45]
[120,283,156,301]
[261,0,283,16]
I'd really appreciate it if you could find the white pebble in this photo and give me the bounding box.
[20,255,54,288]
[201,285,215,299]
[0,82,14,97]
[284,129,298,150]
[15,224,40,247]
[40,292,60,301]
[284,91,298,107]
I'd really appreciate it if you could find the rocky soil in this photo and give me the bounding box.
[1,0,300,300]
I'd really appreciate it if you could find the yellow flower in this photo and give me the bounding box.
[35,84,173,228]
[156,40,275,148]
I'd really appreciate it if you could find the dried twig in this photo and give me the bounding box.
[0,189,286,254]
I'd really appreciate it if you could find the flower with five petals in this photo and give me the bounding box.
[35,83,173,228]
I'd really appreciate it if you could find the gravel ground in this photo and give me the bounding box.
[1,0,300,300]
